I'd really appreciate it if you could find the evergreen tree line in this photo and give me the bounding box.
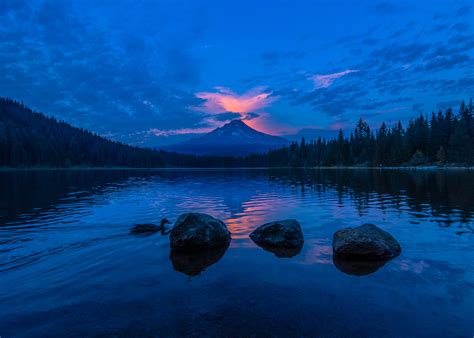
[0,97,472,168]
[247,99,473,167]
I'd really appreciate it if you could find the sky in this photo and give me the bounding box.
[1,0,473,146]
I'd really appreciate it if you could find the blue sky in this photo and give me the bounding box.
[1,0,473,145]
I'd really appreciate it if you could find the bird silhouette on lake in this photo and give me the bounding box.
[131,218,172,236]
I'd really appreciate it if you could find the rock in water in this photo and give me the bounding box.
[250,219,304,248]
[170,213,231,251]
[333,223,401,260]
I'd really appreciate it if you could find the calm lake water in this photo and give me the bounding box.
[1,169,473,337]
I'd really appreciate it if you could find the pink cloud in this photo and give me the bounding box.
[313,69,359,89]
[149,87,292,138]
[193,86,278,115]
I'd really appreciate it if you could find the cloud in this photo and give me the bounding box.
[423,54,470,71]
[148,127,214,137]
[456,5,472,16]
[312,70,359,89]
[450,22,470,33]
[371,42,431,64]
[2,1,473,144]
[282,11,472,126]
[213,112,242,121]
[179,86,283,135]
[294,82,368,116]
[0,0,205,143]
[243,112,260,120]
[244,111,298,135]
[193,86,278,115]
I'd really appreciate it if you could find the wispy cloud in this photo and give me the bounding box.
[313,70,359,89]
[193,86,278,115]
[148,127,215,137]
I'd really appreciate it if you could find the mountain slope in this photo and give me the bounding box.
[0,98,169,167]
[163,119,291,156]
[0,98,245,168]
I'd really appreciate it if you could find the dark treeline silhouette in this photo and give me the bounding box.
[248,99,473,167]
[0,97,472,168]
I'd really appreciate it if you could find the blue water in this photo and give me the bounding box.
[0,169,473,337]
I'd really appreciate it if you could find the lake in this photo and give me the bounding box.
[0,169,473,337]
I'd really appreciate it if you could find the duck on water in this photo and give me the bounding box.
[131,218,172,235]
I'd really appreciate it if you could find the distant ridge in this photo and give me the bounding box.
[0,98,243,168]
[163,119,291,156]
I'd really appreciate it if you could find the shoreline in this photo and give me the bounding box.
[1,165,473,171]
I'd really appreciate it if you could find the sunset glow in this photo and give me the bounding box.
[194,87,278,116]
[244,112,298,135]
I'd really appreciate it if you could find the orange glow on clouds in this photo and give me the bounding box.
[245,111,298,135]
[149,87,286,137]
[194,86,278,115]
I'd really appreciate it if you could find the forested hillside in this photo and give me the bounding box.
[0,98,240,168]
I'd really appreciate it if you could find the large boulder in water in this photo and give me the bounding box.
[333,223,401,260]
[170,213,231,251]
[250,219,304,249]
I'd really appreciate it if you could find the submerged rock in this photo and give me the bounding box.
[170,243,229,276]
[250,219,304,249]
[170,213,231,251]
[333,223,401,260]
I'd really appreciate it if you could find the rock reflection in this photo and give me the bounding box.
[253,242,303,258]
[332,254,391,276]
[170,243,229,276]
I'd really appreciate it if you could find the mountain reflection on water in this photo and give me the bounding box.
[0,168,473,337]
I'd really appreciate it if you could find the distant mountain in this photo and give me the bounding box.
[163,119,291,156]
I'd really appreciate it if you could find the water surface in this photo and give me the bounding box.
[1,169,473,337]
